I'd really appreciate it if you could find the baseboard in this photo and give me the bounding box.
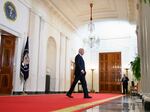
[13,91,45,95]
[12,91,95,95]
[12,91,68,95]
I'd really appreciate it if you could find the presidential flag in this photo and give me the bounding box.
[20,37,29,81]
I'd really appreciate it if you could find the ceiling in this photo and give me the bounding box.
[49,0,137,28]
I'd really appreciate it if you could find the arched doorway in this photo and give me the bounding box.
[46,37,56,92]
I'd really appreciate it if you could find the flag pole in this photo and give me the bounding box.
[21,37,29,95]
[21,9,31,95]
[23,80,26,94]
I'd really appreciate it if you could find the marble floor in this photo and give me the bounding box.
[84,95,146,112]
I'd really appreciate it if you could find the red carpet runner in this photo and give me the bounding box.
[0,93,122,112]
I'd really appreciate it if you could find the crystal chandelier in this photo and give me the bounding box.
[83,3,100,48]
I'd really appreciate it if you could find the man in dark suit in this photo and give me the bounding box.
[66,48,92,98]
[121,74,129,94]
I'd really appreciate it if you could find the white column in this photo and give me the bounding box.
[59,33,67,91]
[25,11,40,91]
[140,3,150,93]
[0,30,1,43]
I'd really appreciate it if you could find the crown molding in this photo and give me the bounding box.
[45,0,77,31]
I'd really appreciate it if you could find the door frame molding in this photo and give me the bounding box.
[0,27,23,94]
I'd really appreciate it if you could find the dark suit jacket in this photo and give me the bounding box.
[74,54,86,76]
[122,76,129,85]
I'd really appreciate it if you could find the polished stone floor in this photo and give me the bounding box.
[84,95,145,112]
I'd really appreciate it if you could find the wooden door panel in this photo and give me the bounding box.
[2,48,11,67]
[0,74,10,93]
[99,52,121,93]
[0,35,15,94]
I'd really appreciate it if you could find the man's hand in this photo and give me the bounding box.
[81,70,85,74]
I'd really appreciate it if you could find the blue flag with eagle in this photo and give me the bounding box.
[20,37,29,81]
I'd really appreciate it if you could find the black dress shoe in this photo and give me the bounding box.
[66,93,73,98]
[84,96,92,98]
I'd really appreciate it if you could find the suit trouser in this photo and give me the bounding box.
[67,74,88,97]
[123,83,128,94]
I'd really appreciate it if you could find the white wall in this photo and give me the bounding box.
[46,37,56,91]
[0,0,82,92]
[0,0,29,91]
[79,20,137,92]
[0,0,29,36]
[0,0,138,93]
